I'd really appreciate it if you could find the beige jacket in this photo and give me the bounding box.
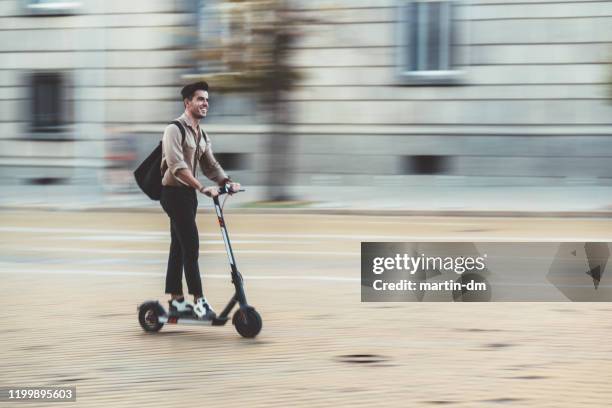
[160,113,229,187]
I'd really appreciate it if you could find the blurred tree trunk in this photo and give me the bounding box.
[267,96,292,200]
[192,0,306,201]
[265,12,293,201]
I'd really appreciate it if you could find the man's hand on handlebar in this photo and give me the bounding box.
[199,182,242,198]
[228,182,241,195]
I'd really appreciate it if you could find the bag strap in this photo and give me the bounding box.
[170,120,199,178]
[172,121,208,145]
[170,120,186,146]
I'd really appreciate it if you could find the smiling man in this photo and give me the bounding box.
[159,81,240,320]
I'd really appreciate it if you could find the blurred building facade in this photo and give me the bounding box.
[285,0,612,189]
[0,0,611,193]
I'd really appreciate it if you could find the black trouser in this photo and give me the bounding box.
[160,186,203,297]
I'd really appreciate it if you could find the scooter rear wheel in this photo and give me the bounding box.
[138,302,164,332]
[232,308,262,338]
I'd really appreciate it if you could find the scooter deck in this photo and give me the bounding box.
[159,313,229,326]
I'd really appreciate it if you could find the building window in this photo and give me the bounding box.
[214,153,250,171]
[396,0,466,84]
[402,155,452,175]
[31,72,65,133]
[24,0,82,15]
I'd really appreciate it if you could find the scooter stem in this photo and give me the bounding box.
[212,195,249,308]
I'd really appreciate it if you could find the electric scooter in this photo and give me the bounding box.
[138,184,262,338]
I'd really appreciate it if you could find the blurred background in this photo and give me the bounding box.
[0,0,611,210]
[3,2,612,406]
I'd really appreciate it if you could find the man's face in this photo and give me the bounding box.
[185,89,209,119]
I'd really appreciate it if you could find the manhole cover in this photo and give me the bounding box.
[336,354,388,364]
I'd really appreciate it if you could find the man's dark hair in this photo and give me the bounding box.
[181,81,209,101]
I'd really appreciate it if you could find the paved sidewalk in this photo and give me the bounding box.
[4,273,612,408]
[1,211,612,407]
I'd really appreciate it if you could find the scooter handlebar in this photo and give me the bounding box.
[217,184,245,196]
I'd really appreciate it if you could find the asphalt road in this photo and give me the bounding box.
[1,210,612,407]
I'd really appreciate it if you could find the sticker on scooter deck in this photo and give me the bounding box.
[159,315,214,326]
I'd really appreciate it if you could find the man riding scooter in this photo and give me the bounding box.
[160,81,240,320]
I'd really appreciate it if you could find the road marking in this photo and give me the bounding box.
[0,266,360,282]
[0,226,609,242]
[56,236,314,245]
[0,226,165,235]
[0,225,434,241]
[2,266,610,289]
[0,245,359,256]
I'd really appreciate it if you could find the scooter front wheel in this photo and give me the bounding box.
[138,302,164,332]
[232,307,262,338]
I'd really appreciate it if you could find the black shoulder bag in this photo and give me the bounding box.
[133,120,186,201]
